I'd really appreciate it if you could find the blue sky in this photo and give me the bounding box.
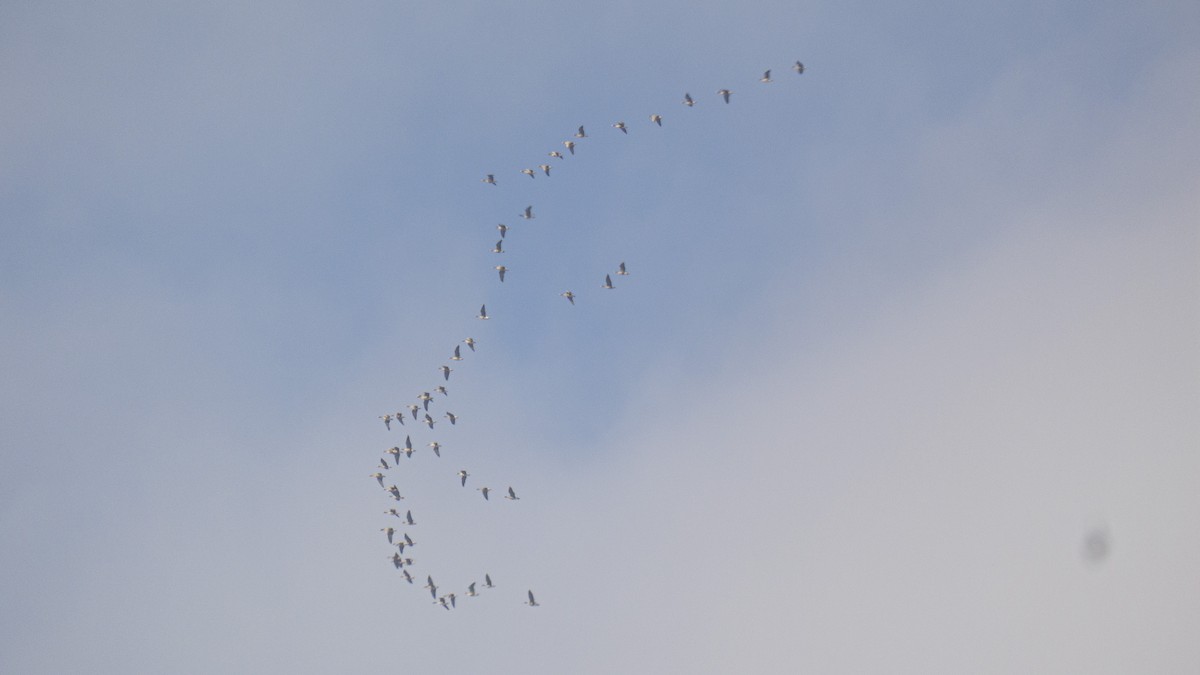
[2,1,1198,672]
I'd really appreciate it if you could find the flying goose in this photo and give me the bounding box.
[428,441,441,457]
[451,345,463,361]
[793,60,805,74]
[458,469,470,487]
[379,414,392,430]
[492,239,504,253]
[718,89,732,103]
[683,92,695,106]
[650,114,662,126]
[525,590,540,607]
[477,486,491,500]
[602,274,614,289]
[575,125,587,138]
[548,150,564,159]
[617,261,628,275]
[561,291,575,305]
[381,527,395,544]
[521,168,535,179]
[439,365,452,380]
[539,164,551,176]
[477,305,490,320]
[371,472,385,487]
[497,223,508,238]
[521,205,534,219]
[613,121,627,134]
[483,574,495,588]
[495,265,507,282]
[464,337,477,351]
[482,174,496,185]
[564,140,575,155]
[505,486,520,500]
[435,385,448,396]
[760,69,772,83]
[444,412,457,425]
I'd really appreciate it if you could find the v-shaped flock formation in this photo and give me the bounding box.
[370,60,808,611]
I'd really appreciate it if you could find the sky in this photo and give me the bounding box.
[1,1,1198,672]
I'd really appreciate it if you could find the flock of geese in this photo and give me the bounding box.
[370,60,806,611]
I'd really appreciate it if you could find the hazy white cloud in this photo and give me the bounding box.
[1,1,1196,673]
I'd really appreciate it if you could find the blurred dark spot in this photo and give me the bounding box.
[1083,527,1110,563]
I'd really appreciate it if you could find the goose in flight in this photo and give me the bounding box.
[378,458,390,470]
[617,261,628,275]
[525,590,540,607]
[539,164,551,176]
[483,574,495,589]
[391,553,405,569]
[477,305,490,320]
[439,365,452,380]
[793,60,805,74]
[404,532,415,548]
[428,441,441,457]
[497,223,508,238]
[387,446,401,463]
[419,391,433,408]
[718,89,732,103]
[371,472,385,487]
[393,410,405,426]
[650,114,662,126]
[495,265,507,282]
[407,404,420,420]
[561,291,575,305]
[444,412,457,425]
[521,205,534,219]
[381,527,395,544]
[404,435,414,455]
[482,174,497,185]
[613,121,627,134]
[385,508,402,518]
[602,274,615,289]
[563,140,575,155]
[477,486,491,500]
[425,576,438,599]
[435,385,448,396]
[380,414,392,430]
[760,69,772,83]
[423,413,435,429]
[505,486,520,501]
[575,125,587,138]
[401,569,413,584]
[492,239,504,253]
[451,345,463,361]
[387,485,404,501]
[466,582,478,597]
[404,510,415,525]
[548,150,564,159]
[458,469,470,487]
[521,168,535,179]
[464,337,477,351]
[683,92,695,106]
